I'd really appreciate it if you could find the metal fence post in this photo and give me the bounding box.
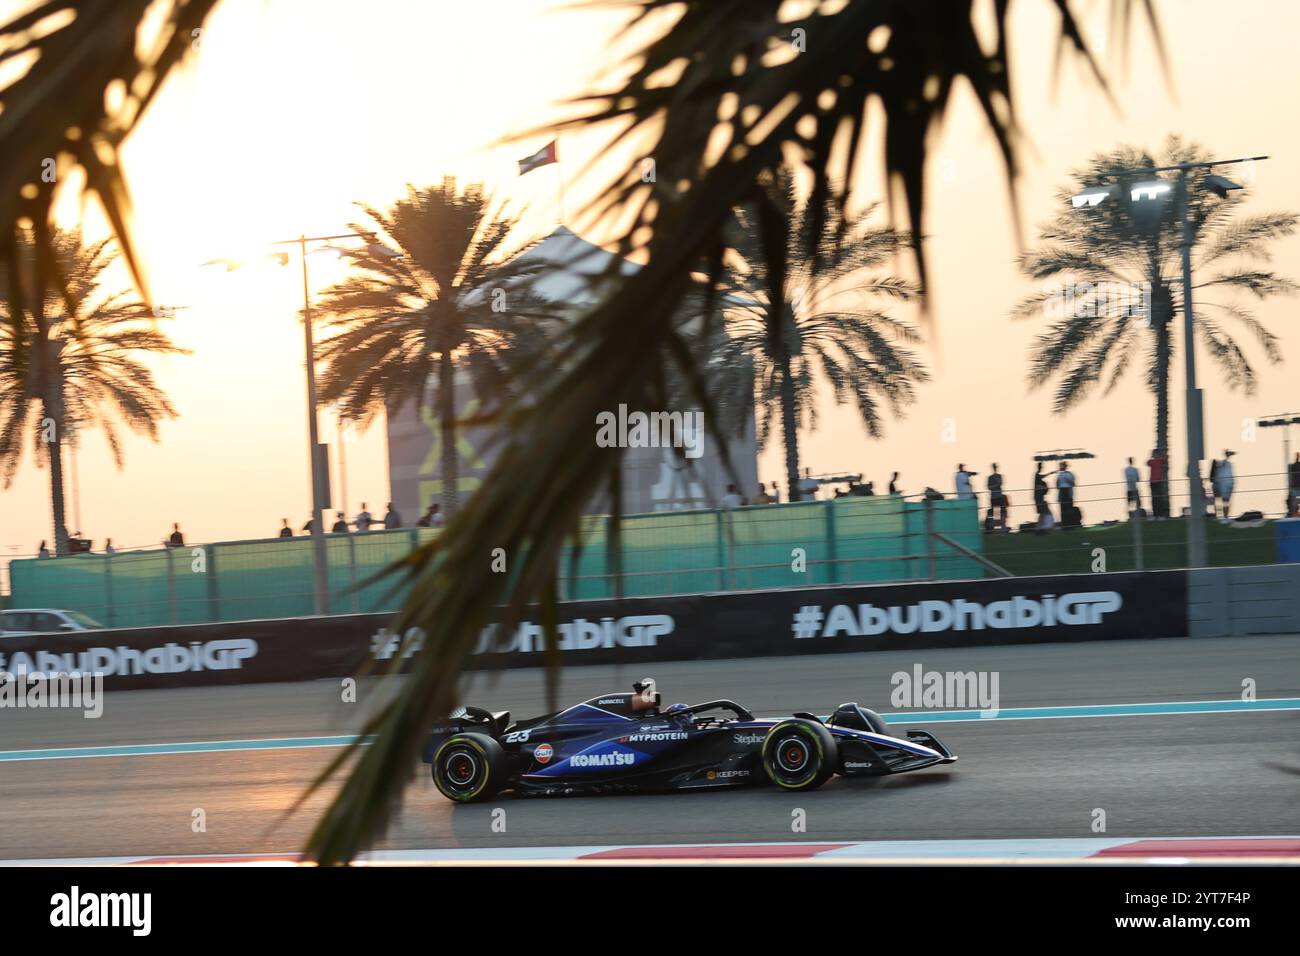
[925,498,937,580]
[1133,511,1145,572]
[104,551,116,627]
[348,533,359,613]
[207,543,220,622]
[715,509,727,591]
[824,499,839,584]
[165,546,178,625]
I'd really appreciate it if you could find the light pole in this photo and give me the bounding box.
[1072,154,1268,569]
[206,231,391,614]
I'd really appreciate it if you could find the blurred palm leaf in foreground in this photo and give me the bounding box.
[0,0,218,360]
[303,0,1164,863]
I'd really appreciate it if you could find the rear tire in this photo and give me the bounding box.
[761,719,837,791]
[431,733,509,802]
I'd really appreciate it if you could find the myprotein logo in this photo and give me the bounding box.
[0,639,257,676]
[792,592,1122,639]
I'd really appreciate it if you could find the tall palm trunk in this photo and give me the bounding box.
[438,350,458,516]
[777,352,800,502]
[41,395,69,556]
[1151,283,1174,459]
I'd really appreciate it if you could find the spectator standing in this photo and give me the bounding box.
[1123,457,1141,514]
[1289,453,1300,503]
[1033,462,1051,527]
[888,472,901,495]
[721,484,745,508]
[37,540,50,558]
[383,502,402,529]
[751,485,773,505]
[417,503,446,527]
[1213,450,1235,518]
[331,512,350,533]
[987,464,1008,528]
[1056,461,1076,526]
[954,463,977,500]
[166,523,184,548]
[104,538,117,555]
[278,519,293,538]
[355,503,375,531]
[1148,448,1169,518]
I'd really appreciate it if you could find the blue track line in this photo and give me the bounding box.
[1,697,1296,763]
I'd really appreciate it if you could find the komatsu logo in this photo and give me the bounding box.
[571,751,636,767]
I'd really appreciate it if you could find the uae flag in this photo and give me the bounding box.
[518,140,558,175]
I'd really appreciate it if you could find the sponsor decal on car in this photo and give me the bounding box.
[533,743,554,764]
[623,732,688,742]
[733,733,765,745]
[844,760,874,769]
[570,751,637,768]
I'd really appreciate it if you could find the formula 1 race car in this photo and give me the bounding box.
[423,678,957,802]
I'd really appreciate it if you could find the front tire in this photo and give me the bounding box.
[431,733,509,802]
[761,719,837,791]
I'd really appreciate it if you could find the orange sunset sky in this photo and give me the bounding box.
[2,0,1299,580]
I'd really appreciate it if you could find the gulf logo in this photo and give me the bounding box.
[533,743,554,764]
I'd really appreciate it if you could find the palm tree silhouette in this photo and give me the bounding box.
[709,171,927,499]
[0,230,187,554]
[311,179,557,516]
[1015,137,1296,460]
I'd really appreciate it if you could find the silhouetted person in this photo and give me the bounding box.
[888,472,900,495]
[987,463,1008,528]
[331,511,350,533]
[104,538,116,555]
[1148,448,1169,518]
[1124,457,1141,514]
[1212,450,1236,519]
[167,523,184,548]
[1056,461,1076,526]
[355,502,375,531]
[383,502,402,529]
[418,503,446,527]
[721,483,745,508]
[279,518,293,538]
[37,540,50,559]
[1033,463,1050,527]
[1289,453,1300,503]
[954,463,976,500]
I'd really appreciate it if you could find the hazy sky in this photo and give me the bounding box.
[3,0,1299,576]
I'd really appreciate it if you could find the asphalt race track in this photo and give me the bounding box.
[1,635,1297,861]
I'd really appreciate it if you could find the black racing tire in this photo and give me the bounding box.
[761,719,837,791]
[431,733,509,803]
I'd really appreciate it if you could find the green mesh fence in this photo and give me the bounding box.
[7,499,983,627]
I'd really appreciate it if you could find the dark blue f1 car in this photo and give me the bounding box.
[423,678,957,802]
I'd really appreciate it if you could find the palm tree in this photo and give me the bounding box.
[1015,137,1296,460]
[712,174,927,499]
[0,230,186,554]
[312,179,558,516]
[0,0,1166,862]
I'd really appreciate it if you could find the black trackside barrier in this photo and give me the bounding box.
[0,570,1189,691]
